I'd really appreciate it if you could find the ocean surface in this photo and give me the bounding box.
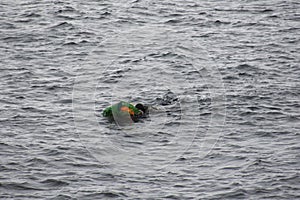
[0,0,299,199]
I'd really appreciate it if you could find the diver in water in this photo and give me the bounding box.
[102,101,148,123]
[102,90,178,123]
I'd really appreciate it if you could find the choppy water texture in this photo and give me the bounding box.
[1,0,299,199]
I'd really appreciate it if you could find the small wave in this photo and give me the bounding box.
[40,179,69,187]
[49,194,73,200]
[50,22,74,29]
[236,64,257,71]
[0,22,16,29]
[80,191,128,199]
[0,182,40,191]
[21,13,41,18]
[214,20,231,25]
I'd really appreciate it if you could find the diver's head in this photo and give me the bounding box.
[135,103,148,114]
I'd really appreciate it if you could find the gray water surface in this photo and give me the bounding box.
[1,0,299,199]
